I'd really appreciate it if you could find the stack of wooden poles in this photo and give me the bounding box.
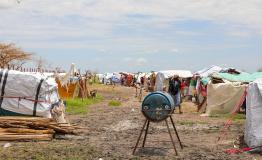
[0,116,79,141]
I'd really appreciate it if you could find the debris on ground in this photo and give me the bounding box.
[0,116,81,141]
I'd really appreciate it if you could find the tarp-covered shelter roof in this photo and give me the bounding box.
[212,72,262,83]
[195,65,223,78]
[157,70,193,79]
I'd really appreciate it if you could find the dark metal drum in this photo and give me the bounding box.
[141,92,175,122]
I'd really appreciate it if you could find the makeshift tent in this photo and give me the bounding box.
[245,78,262,148]
[205,81,246,116]
[212,72,262,83]
[195,65,223,77]
[55,64,79,100]
[155,70,193,91]
[112,73,121,83]
[56,78,78,100]
[0,69,60,118]
[102,73,121,85]
[136,72,152,84]
[102,73,113,84]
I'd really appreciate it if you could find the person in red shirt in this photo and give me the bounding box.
[180,80,186,98]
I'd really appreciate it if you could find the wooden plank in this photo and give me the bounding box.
[0,134,53,141]
[0,128,55,134]
[0,116,53,123]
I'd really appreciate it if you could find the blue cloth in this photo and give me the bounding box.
[111,76,120,83]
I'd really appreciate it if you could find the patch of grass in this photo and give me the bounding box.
[108,100,121,107]
[210,113,246,121]
[177,120,208,126]
[65,95,103,115]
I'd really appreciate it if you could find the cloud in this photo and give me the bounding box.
[1,0,262,38]
[0,0,262,72]
[122,57,148,66]
[136,57,148,66]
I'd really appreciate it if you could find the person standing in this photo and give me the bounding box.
[181,79,186,98]
[189,76,197,102]
[169,75,182,114]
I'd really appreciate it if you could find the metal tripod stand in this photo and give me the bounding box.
[132,116,183,155]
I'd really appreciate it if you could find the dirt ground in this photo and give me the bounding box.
[0,85,261,160]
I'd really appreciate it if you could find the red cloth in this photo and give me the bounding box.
[225,148,252,154]
[181,82,186,90]
[200,83,207,97]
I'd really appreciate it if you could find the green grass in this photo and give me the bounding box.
[176,120,208,126]
[65,95,103,115]
[210,113,246,121]
[108,100,122,107]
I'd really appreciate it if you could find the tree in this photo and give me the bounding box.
[0,43,32,69]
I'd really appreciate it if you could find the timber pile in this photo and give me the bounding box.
[0,116,80,141]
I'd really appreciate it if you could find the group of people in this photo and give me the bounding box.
[168,74,206,114]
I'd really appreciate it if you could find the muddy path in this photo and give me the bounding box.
[0,85,260,160]
[68,85,257,160]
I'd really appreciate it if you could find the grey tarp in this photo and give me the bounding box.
[0,69,59,118]
[245,78,262,148]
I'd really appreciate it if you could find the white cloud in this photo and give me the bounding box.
[0,0,262,53]
[2,0,262,31]
[136,57,148,66]
[122,57,148,66]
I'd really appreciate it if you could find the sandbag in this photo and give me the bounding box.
[0,69,60,118]
[245,79,262,148]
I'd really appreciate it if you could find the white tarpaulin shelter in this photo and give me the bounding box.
[245,78,262,148]
[155,70,193,91]
[58,63,77,86]
[0,69,60,118]
[136,72,152,84]
[196,65,223,77]
[205,81,246,116]
[102,72,121,84]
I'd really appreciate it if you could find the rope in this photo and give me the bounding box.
[217,87,247,142]
[0,96,51,103]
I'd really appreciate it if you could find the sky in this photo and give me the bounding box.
[0,0,262,73]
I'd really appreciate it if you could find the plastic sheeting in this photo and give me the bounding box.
[212,72,262,83]
[136,73,152,84]
[245,78,262,148]
[102,73,121,84]
[195,65,223,78]
[0,69,59,118]
[58,63,77,86]
[205,82,246,116]
[157,70,193,79]
[155,70,192,91]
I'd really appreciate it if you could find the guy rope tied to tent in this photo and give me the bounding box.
[217,87,247,142]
